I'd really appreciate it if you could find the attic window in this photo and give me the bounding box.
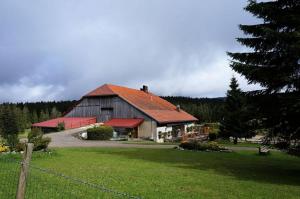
[101,107,113,111]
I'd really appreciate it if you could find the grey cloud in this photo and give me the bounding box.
[0,0,260,102]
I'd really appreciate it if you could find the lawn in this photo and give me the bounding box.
[120,139,261,148]
[121,140,177,145]
[217,140,261,148]
[1,148,300,199]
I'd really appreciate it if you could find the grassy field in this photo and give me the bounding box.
[217,140,261,148]
[121,140,177,145]
[1,148,300,199]
[121,139,261,148]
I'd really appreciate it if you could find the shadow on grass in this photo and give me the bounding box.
[96,148,300,186]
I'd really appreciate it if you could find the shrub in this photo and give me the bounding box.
[288,145,300,156]
[186,126,193,132]
[15,142,25,152]
[28,128,51,151]
[179,141,226,151]
[57,122,65,131]
[87,126,113,140]
[0,144,9,153]
[6,134,19,151]
[274,141,289,150]
[208,132,217,141]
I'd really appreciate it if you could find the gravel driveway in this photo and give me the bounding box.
[44,128,267,151]
[45,128,176,148]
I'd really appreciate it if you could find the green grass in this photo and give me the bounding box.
[121,140,178,145]
[1,148,300,199]
[217,140,261,148]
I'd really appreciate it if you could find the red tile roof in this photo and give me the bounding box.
[32,117,96,129]
[85,84,198,124]
[104,118,144,128]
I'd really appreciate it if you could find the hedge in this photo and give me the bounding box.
[87,126,113,140]
[179,141,227,151]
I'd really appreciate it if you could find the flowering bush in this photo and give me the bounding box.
[0,144,9,153]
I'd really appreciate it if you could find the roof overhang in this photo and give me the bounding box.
[104,118,144,128]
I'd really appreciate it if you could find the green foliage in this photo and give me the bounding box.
[31,110,39,124]
[6,134,19,151]
[39,109,50,122]
[50,107,62,119]
[219,77,254,142]
[0,104,19,150]
[288,145,300,157]
[274,141,290,150]
[28,128,51,151]
[208,132,217,141]
[87,126,113,140]
[15,142,25,152]
[163,96,225,122]
[228,0,300,147]
[22,106,31,128]
[186,126,193,132]
[179,141,226,151]
[57,122,65,131]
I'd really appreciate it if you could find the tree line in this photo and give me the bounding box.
[162,96,225,123]
[0,101,76,134]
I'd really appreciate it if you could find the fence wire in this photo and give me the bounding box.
[0,155,21,199]
[0,154,141,199]
[26,164,141,199]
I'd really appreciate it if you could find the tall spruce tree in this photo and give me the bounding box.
[31,110,39,124]
[22,106,31,128]
[39,109,50,122]
[14,106,26,132]
[0,105,19,150]
[220,77,250,144]
[228,0,300,146]
[50,107,61,119]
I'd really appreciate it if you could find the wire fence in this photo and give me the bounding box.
[0,155,20,198]
[0,154,141,199]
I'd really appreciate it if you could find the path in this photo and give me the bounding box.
[46,128,270,151]
[45,128,175,148]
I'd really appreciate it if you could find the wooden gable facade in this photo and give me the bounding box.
[65,96,157,138]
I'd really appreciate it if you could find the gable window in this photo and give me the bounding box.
[101,107,113,111]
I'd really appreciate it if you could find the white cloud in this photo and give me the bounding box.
[0,80,65,102]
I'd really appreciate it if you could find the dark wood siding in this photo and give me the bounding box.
[65,96,152,122]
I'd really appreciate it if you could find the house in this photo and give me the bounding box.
[64,84,198,141]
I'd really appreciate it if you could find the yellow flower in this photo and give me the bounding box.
[0,144,9,152]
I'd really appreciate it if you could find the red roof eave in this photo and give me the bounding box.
[104,118,144,128]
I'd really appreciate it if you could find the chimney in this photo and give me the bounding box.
[140,85,149,93]
[176,105,181,112]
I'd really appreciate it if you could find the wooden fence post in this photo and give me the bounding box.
[16,143,33,199]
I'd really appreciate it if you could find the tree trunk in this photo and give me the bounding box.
[234,137,238,145]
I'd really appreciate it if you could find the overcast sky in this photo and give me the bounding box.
[0,0,261,102]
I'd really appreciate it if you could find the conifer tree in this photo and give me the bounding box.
[14,106,26,132]
[50,107,61,119]
[22,106,31,128]
[228,0,300,146]
[31,110,39,124]
[0,105,19,149]
[220,77,250,144]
